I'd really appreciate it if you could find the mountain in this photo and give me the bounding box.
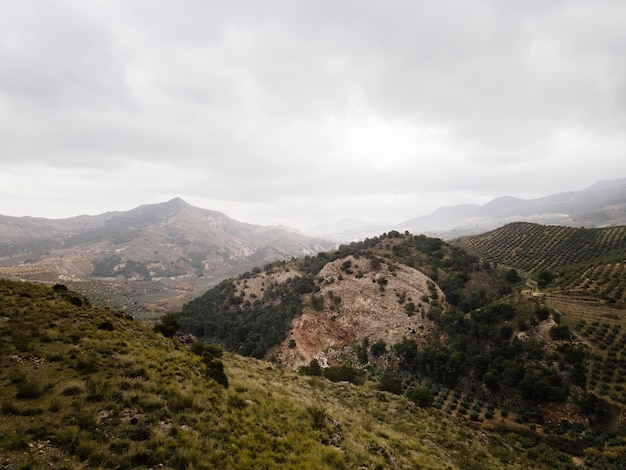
[303,178,626,240]
[397,178,626,237]
[0,198,335,315]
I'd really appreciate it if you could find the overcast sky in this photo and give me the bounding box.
[1,1,625,231]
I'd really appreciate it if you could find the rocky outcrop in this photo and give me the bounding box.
[264,255,443,369]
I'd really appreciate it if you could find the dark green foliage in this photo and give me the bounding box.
[206,359,229,388]
[153,313,179,338]
[500,325,513,340]
[535,307,551,321]
[355,338,369,364]
[98,320,115,331]
[405,386,434,408]
[519,367,569,403]
[311,294,324,311]
[483,370,500,392]
[323,365,364,385]
[189,341,229,387]
[180,278,304,358]
[370,339,387,357]
[299,359,322,377]
[504,268,521,283]
[579,393,610,422]
[394,338,418,373]
[378,374,403,395]
[550,325,571,341]
[537,270,554,288]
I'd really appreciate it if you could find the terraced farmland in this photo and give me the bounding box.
[454,222,626,306]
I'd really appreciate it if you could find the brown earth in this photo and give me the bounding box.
[241,256,446,369]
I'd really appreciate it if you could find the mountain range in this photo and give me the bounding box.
[1,177,625,314]
[0,198,334,314]
[309,177,626,240]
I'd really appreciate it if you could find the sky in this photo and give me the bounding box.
[1,0,625,232]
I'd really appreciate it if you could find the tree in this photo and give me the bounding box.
[299,359,322,377]
[504,269,521,283]
[379,374,403,395]
[535,307,550,321]
[154,313,180,338]
[405,386,434,408]
[483,370,500,392]
[549,325,571,341]
[370,339,387,357]
[537,270,554,288]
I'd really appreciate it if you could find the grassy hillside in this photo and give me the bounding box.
[453,222,626,306]
[0,278,576,469]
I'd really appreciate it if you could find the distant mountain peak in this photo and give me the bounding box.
[162,197,191,210]
[585,178,626,192]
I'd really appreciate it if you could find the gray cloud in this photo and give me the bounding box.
[1,0,625,229]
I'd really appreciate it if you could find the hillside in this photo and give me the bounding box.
[0,278,581,469]
[0,198,334,316]
[452,222,626,416]
[453,222,626,306]
[177,229,626,466]
[180,235,601,411]
[180,232,498,361]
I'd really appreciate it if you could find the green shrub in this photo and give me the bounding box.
[405,386,434,408]
[299,359,323,377]
[370,339,387,357]
[378,374,403,395]
[16,381,43,399]
[62,384,84,396]
[306,405,327,430]
[1,400,20,415]
[153,313,179,338]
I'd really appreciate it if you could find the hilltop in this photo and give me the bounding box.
[0,198,334,316]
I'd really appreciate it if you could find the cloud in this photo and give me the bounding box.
[0,0,625,229]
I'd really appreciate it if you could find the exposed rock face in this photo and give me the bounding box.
[266,256,443,369]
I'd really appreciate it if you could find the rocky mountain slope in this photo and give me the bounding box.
[180,231,503,369]
[0,198,335,315]
[244,255,443,369]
